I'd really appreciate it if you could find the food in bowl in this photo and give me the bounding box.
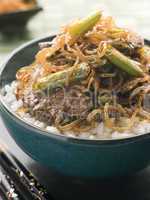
[0,0,36,14]
[2,11,150,139]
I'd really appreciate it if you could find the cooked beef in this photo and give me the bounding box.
[23,86,93,125]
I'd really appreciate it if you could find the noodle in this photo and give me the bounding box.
[14,11,150,133]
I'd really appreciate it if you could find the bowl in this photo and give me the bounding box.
[0,5,42,29]
[0,36,150,178]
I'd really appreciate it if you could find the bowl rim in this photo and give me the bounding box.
[0,5,42,17]
[0,35,150,145]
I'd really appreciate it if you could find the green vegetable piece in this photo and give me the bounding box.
[106,46,144,77]
[33,63,91,91]
[68,11,102,39]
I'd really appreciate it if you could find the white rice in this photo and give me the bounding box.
[2,81,150,140]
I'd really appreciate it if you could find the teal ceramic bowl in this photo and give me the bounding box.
[0,36,150,178]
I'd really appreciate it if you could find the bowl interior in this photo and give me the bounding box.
[1,37,149,95]
[0,37,150,144]
[0,36,54,88]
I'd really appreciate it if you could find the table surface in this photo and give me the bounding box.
[0,0,150,199]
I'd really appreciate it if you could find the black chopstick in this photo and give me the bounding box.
[10,153,49,199]
[0,144,52,200]
[0,170,19,200]
[0,186,8,200]
[0,153,34,200]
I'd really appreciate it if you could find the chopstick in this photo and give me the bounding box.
[0,144,52,200]
[0,186,8,200]
[10,153,49,199]
[0,153,34,200]
[0,169,19,200]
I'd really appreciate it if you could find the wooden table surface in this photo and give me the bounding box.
[0,0,150,199]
